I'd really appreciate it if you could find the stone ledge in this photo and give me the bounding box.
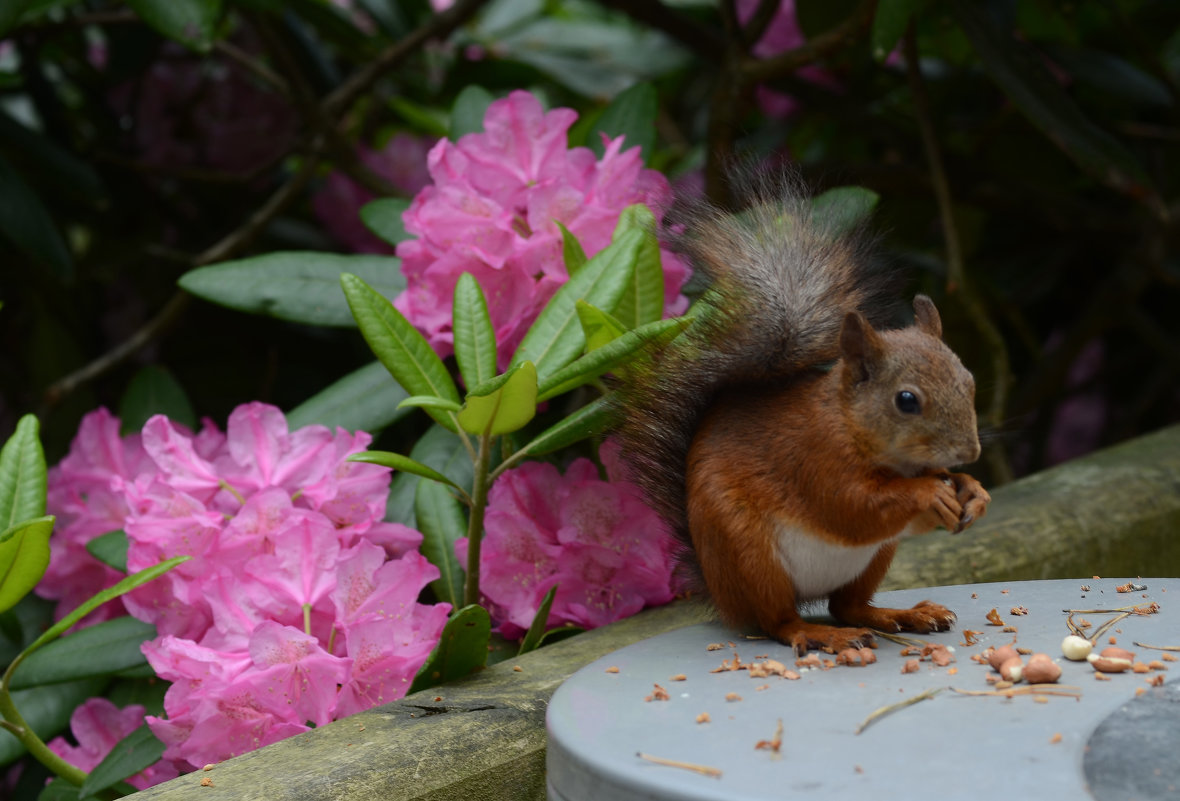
[137,424,1180,801]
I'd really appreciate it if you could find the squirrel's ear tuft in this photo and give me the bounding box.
[912,295,943,339]
[840,311,884,382]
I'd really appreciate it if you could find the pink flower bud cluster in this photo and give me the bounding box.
[394,89,691,368]
[457,441,682,639]
[43,403,449,776]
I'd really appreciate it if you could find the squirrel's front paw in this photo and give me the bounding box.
[925,476,963,531]
[948,472,990,533]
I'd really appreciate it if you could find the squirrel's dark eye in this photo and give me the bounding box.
[895,390,921,415]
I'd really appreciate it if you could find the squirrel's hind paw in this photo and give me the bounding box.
[772,621,876,656]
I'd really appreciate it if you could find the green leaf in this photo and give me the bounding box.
[385,426,473,526]
[556,222,588,276]
[457,361,538,437]
[811,186,880,237]
[507,394,617,464]
[0,415,46,530]
[286,360,411,433]
[576,302,627,352]
[450,85,495,139]
[117,365,196,435]
[517,585,557,656]
[452,273,498,391]
[538,625,583,647]
[9,616,156,691]
[79,725,165,798]
[360,197,411,248]
[0,517,52,614]
[340,273,461,432]
[398,396,464,414]
[85,529,128,573]
[408,604,491,694]
[610,205,663,328]
[125,0,222,51]
[180,253,404,327]
[348,451,466,496]
[537,317,686,401]
[511,227,641,379]
[870,0,927,62]
[0,678,108,766]
[414,480,466,609]
[950,0,1151,197]
[0,154,72,281]
[587,82,657,162]
[23,557,189,658]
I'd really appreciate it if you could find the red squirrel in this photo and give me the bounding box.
[616,177,991,655]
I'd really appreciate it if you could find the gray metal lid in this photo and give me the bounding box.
[547,579,1177,800]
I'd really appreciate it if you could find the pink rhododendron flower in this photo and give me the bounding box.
[41,408,154,626]
[456,440,681,638]
[47,698,180,789]
[395,89,691,367]
[45,403,449,772]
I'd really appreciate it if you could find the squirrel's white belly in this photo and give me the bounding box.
[773,524,899,601]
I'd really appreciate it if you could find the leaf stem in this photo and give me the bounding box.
[464,432,493,607]
[0,684,87,786]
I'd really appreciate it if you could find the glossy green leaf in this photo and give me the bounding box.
[118,365,196,435]
[0,415,46,530]
[452,273,498,391]
[360,197,411,248]
[0,155,72,281]
[587,82,657,162]
[286,360,411,433]
[505,394,617,467]
[537,316,685,401]
[408,604,491,694]
[79,725,165,798]
[9,616,155,690]
[24,557,189,658]
[870,0,927,62]
[398,396,464,414]
[950,0,1151,196]
[811,186,880,237]
[348,450,465,496]
[577,302,628,352]
[340,273,461,432]
[517,585,557,656]
[556,222,588,276]
[450,85,495,139]
[511,227,641,378]
[0,677,107,766]
[610,204,663,328]
[385,426,474,526]
[84,529,128,573]
[0,516,53,615]
[180,253,404,327]
[458,361,538,436]
[414,480,466,609]
[125,0,222,51]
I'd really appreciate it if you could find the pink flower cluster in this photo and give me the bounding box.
[43,404,448,775]
[395,90,691,368]
[736,0,842,118]
[457,441,681,639]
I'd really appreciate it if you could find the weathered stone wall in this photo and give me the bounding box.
[136,424,1180,800]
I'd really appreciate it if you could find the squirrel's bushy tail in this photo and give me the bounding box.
[613,173,899,574]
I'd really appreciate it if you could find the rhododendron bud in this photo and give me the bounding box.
[395,89,690,367]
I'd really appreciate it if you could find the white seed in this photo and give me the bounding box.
[1061,635,1093,661]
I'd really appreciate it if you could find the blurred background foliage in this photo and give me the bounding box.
[1,0,1179,488]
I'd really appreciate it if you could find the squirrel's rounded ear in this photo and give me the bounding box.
[912,295,943,339]
[840,311,885,382]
